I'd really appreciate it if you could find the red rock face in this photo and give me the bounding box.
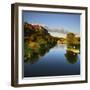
[24,23,41,30]
[24,22,50,37]
[24,23,35,30]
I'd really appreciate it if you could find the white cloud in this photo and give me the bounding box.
[49,32,66,38]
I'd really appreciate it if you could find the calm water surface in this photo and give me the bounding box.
[24,44,80,77]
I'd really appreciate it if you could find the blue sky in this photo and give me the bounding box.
[22,11,80,37]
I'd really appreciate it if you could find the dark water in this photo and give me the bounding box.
[24,44,80,77]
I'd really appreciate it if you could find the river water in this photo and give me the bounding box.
[24,44,80,77]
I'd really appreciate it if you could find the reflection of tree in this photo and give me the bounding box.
[24,42,51,64]
[67,44,80,54]
[65,50,78,64]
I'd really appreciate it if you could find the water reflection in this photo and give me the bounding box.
[65,50,78,64]
[57,44,66,49]
[65,44,80,64]
[24,43,80,64]
[24,43,51,64]
[67,44,80,53]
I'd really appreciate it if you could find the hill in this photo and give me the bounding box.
[24,22,58,62]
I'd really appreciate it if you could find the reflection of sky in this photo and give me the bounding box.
[23,11,80,37]
[24,45,80,77]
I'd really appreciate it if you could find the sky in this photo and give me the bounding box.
[22,11,80,37]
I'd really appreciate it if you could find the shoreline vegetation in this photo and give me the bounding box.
[24,22,80,63]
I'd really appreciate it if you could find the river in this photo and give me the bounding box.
[24,44,80,77]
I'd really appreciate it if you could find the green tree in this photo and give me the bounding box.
[66,32,75,44]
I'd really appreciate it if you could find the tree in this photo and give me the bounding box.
[66,32,75,44]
